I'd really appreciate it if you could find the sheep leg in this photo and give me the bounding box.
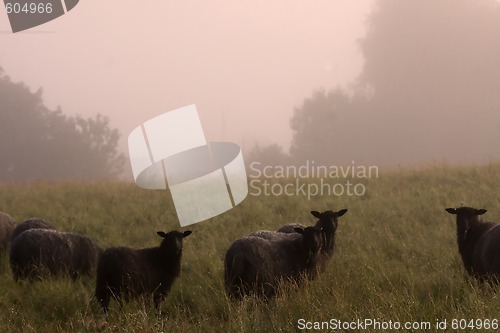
[153,293,164,313]
[225,254,250,299]
[97,293,110,314]
[95,283,112,314]
[153,281,173,313]
[102,292,112,313]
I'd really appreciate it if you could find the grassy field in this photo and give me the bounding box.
[0,163,500,332]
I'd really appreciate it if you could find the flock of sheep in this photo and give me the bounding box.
[0,212,192,312]
[0,205,499,313]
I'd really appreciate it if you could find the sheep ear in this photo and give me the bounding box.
[445,208,457,215]
[157,231,167,238]
[337,209,348,217]
[476,209,487,215]
[311,211,321,218]
[294,227,304,234]
[182,231,192,238]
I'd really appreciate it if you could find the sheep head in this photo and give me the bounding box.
[310,209,347,234]
[446,207,487,226]
[157,230,192,255]
[445,207,487,244]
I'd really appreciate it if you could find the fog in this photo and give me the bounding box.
[0,1,372,153]
[1,0,500,171]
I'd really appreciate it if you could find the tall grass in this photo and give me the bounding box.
[0,164,499,332]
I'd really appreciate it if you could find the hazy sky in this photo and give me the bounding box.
[0,1,375,155]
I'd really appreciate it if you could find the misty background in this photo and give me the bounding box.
[1,0,500,181]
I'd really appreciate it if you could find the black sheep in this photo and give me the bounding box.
[224,226,323,299]
[10,218,55,242]
[277,209,348,271]
[9,229,103,281]
[445,206,500,282]
[95,230,192,313]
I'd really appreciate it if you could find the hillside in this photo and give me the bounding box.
[0,163,499,332]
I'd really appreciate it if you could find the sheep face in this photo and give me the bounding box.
[156,230,191,248]
[157,230,192,255]
[311,209,347,233]
[310,209,347,254]
[445,207,487,244]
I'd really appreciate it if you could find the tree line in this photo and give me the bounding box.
[0,67,125,182]
[249,0,500,167]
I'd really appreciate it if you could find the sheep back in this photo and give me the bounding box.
[247,229,300,240]
[9,229,101,281]
[10,218,55,242]
[224,227,322,298]
[10,229,71,281]
[276,223,307,233]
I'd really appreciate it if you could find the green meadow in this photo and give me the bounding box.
[0,163,499,332]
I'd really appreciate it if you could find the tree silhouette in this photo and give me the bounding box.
[290,0,500,165]
[246,143,291,169]
[290,89,354,165]
[0,67,125,182]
